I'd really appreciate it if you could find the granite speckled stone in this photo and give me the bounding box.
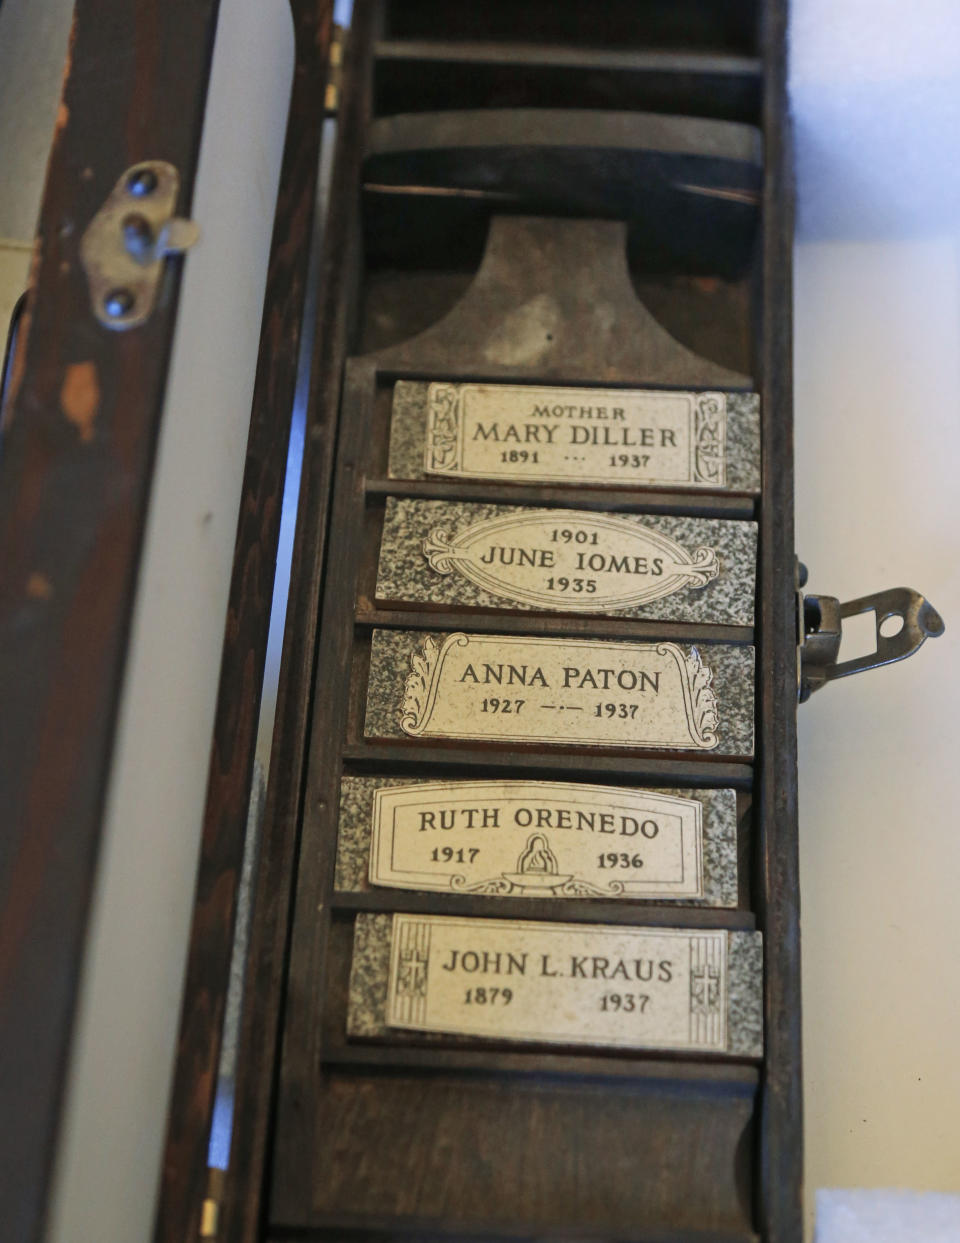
[346,912,762,1058]
[387,381,761,493]
[724,393,761,492]
[375,498,757,625]
[347,912,393,1039]
[363,629,755,758]
[728,928,764,1057]
[334,775,739,907]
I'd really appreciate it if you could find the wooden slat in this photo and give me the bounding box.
[294,1070,757,1234]
[357,607,753,645]
[372,39,762,125]
[382,0,759,57]
[0,3,221,1239]
[152,3,335,1241]
[375,39,761,76]
[319,1041,761,1085]
[755,2,804,1240]
[269,1220,760,1243]
[342,742,755,781]
[332,890,756,927]
[217,4,378,1241]
[366,477,758,518]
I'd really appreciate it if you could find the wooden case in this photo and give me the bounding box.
[0,2,799,1241]
[256,3,800,1241]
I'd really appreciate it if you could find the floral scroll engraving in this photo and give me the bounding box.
[400,633,469,736]
[400,634,441,734]
[425,384,461,472]
[685,646,720,748]
[422,528,458,575]
[693,394,726,485]
[684,546,722,587]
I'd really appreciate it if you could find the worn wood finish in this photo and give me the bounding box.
[0,3,220,1239]
[330,893,756,927]
[306,1071,756,1236]
[359,271,754,376]
[364,217,750,385]
[755,2,803,1238]
[319,1043,761,1085]
[217,4,377,1241]
[341,744,754,789]
[382,0,758,53]
[363,110,761,276]
[366,478,757,518]
[268,1229,759,1243]
[152,4,335,1242]
[357,610,753,645]
[373,41,762,123]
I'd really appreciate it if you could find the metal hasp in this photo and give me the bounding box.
[79,160,199,330]
[798,563,945,702]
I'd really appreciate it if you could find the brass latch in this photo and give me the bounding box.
[798,563,944,702]
[79,160,199,330]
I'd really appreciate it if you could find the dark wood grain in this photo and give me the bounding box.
[300,1071,756,1235]
[364,216,750,386]
[152,3,334,1241]
[755,2,803,1239]
[266,1227,759,1243]
[383,0,758,56]
[366,478,757,517]
[217,5,377,1241]
[319,1042,761,1085]
[333,891,756,927]
[357,608,753,645]
[0,3,220,1240]
[373,40,762,123]
[362,108,760,276]
[341,745,754,789]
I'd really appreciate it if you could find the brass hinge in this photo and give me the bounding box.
[797,561,944,702]
[79,160,200,331]
[324,24,347,115]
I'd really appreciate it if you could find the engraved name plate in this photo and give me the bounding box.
[335,778,739,906]
[363,630,754,756]
[347,912,763,1057]
[387,381,761,492]
[375,499,757,625]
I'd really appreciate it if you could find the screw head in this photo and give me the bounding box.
[127,167,158,197]
[122,212,154,261]
[104,288,134,318]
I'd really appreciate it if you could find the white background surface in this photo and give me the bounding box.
[0,2,958,1240]
[791,3,960,1236]
[795,239,960,1238]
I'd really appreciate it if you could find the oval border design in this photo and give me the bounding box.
[423,511,719,611]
